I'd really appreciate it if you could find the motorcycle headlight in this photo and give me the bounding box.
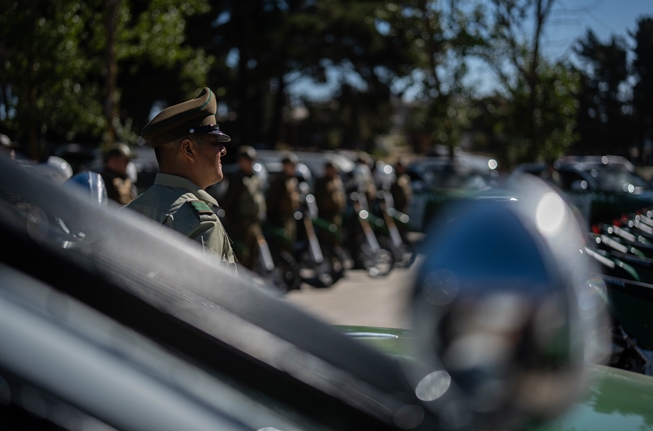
[405,174,610,430]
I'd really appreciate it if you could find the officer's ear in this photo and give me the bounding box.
[179,138,195,161]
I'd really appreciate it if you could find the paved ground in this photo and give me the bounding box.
[285,262,422,330]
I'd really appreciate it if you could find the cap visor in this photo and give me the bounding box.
[208,130,231,142]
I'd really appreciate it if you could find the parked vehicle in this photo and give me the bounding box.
[257,149,355,180]
[407,154,499,232]
[586,212,653,376]
[513,156,653,227]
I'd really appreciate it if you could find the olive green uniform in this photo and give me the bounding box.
[314,175,346,246]
[266,173,299,251]
[101,168,136,206]
[126,173,237,268]
[390,173,412,214]
[222,171,266,270]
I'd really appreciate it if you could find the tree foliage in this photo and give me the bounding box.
[467,0,581,167]
[573,30,632,157]
[0,0,211,158]
[0,0,105,158]
[0,0,650,165]
[631,17,653,164]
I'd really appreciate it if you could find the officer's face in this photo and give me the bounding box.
[194,136,226,185]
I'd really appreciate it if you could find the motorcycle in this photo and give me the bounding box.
[257,183,346,292]
[293,191,347,288]
[342,191,394,278]
[371,190,416,268]
[585,210,653,376]
[256,224,302,293]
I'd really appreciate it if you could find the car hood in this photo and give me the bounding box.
[340,326,653,431]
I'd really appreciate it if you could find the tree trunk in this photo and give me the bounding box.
[104,0,120,143]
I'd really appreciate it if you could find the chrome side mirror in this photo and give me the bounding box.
[406,174,610,430]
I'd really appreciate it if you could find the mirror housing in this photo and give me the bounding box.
[406,174,610,430]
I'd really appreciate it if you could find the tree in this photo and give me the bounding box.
[631,17,653,165]
[573,30,632,156]
[0,0,105,159]
[186,0,418,149]
[0,0,212,158]
[377,0,485,157]
[472,0,579,167]
[110,0,213,144]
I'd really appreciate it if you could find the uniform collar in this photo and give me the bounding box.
[154,173,219,207]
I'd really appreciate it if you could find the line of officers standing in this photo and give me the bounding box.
[218,146,412,273]
[95,138,412,274]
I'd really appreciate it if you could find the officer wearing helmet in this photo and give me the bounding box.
[101,143,137,205]
[222,145,266,270]
[126,88,236,269]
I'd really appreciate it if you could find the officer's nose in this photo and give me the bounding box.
[219,144,227,156]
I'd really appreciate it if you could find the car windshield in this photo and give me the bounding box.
[415,162,490,191]
[582,163,650,192]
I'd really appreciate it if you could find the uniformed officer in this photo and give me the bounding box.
[349,152,377,207]
[314,160,346,246]
[389,157,412,214]
[126,87,237,269]
[221,145,266,270]
[266,151,300,251]
[101,143,137,205]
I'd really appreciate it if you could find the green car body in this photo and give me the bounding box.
[341,326,653,431]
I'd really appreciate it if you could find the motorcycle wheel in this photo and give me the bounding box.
[395,242,416,268]
[376,234,415,269]
[258,250,301,294]
[358,239,394,278]
[302,260,336,288]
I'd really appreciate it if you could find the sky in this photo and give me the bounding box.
[290,0,653,101]
[543,0,652,60]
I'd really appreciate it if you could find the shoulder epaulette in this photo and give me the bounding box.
[190,200,214,215]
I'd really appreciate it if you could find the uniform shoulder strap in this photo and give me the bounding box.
[189,200,214,215]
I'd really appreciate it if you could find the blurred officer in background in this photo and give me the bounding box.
[314,160,346,246]
[222,145,266,270]
[126,88,237,269]
[266,151,300,251]
[389,157,412,214]
[101,143,137,205]
[349,152,377,207]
